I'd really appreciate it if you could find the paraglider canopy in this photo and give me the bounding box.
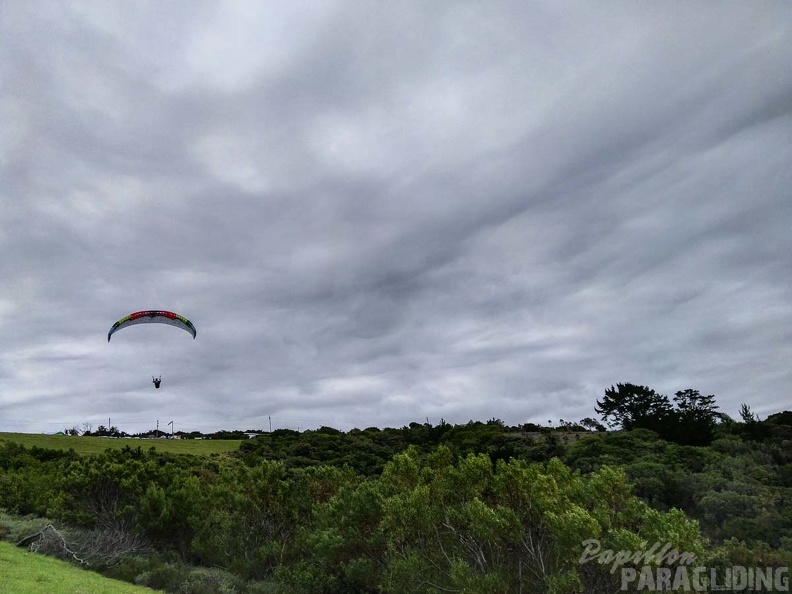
[107,310,197,342]
[107,310,196,389]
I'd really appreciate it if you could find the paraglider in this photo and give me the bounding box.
[108,310,196,388]
[108,310,196,341]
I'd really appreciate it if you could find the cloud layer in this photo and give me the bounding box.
[2,2,791,433]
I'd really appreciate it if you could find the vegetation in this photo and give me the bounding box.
[595,383,720,446]
[1,383,791,592]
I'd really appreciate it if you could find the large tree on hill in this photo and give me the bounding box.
[595,383,672,434]
[596,383,721,446]
[670,389,719,445]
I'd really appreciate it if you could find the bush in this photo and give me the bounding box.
[0,510,53,543]
[174,566,246,594]
[134,561,191,591]
[106,553,281,594]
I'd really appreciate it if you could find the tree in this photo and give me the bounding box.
[738,403,771,441]
[578,417,606,432]
[739,404,760,424]
[88,425,125,438]
[596,383,672,433]
[766,411,792,426]
[595,384,724,445]
[670,389,719,446]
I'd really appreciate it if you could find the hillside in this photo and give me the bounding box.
[2,410,792,593]
[0,541,162,594]
[0,432,241,456]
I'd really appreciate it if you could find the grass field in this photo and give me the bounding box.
[0,432,242,456]
[0,541,162,594]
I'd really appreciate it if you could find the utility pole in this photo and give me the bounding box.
[268,415,272,432]
[156,419,159,439]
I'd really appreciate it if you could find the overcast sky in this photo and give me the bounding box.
[2,2,791,435]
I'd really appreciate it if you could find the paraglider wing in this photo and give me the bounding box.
[107,310,197,342]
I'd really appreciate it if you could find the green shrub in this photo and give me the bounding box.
[0,510,52,543]
[107,553,280,594]
[134,561,192,591]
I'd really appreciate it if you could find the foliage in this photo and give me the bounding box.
[564,426,792,551]
[239,420,562,476]
[84,425,128,438]
[596,383,672,433]
[280,447,704,593]
[0,510,53,543]
[595,383,721,446]
[2,393,792,593]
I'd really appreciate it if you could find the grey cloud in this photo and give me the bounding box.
[2,2,791,434]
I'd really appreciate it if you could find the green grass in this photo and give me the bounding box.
[0,541,163,593]
[0,432,242,456]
